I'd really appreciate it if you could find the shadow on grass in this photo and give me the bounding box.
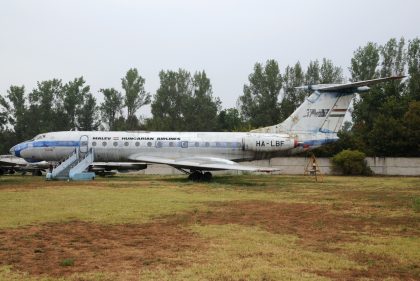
[157,174,312,189]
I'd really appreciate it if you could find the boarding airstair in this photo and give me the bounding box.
[46,135,95,180]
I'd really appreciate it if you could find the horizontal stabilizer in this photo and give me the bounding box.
[296,76,405,93]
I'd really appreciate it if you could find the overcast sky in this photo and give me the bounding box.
[1,0,419,117]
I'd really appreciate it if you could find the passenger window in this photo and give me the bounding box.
[113,142,118,147]
[195,142,199,147]
[216,142,221,147]
[147,142,152,147]
[156,141,162,148]
[102,142,107,147]
[135,142,140,147]
[124,142,129,146]
[205,142,210,147]
[92,141,97,147]
[169,142,174,147]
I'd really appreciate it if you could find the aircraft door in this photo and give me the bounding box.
[79,135,89,154]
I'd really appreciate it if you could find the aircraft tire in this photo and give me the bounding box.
[203,172,212,182]
[188,171,202,182]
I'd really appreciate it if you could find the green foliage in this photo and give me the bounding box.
[239,59,282,128]
[63,77,90,129]
[28,79,67,134]
[403,101,420,156]
[6,86,26,140]
[311,127,366,157]
[183,71,221,131]
[121,68,151,129]
[320,58,343,83]
[217,108,244,131]
[60,258,74,266]
[305,60,320,84]
[407,38,420,100]
[280,62,306,121]
[151,69,192,131]
[350,42,380,81]
[349,37,420,156]
[77,93,100,131]
[151,69,220,131]
[99,88,124,130]
[331,150,372,176]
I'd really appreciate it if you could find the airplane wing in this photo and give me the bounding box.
[0,160,18,167]
[317,76,405,92]
[90,162,147,171]
[128,155,279,172]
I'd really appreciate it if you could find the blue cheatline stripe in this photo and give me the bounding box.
[14,140,80,157]
[303,138,338,147]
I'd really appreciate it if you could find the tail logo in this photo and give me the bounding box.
[303,108,330,118]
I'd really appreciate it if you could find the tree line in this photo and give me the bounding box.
[0,37,419,157]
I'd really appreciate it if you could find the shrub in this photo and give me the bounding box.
[60,258,74,266]
[331,149,372,175]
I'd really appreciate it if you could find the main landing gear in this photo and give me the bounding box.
[174,168,213,182]
[187,171,213,182]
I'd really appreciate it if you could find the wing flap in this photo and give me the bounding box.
[128,155,279,172]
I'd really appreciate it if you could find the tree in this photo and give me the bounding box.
[350,42,381,144]
[239,59,282,128]
[320,58,343,84]
[183,71,221,131]
[217,108,243,131]
[368,114,408,156]
[121,68,151,130]
[77,93,100,131]
[305,60,320,85]
[406,38,420,101]
[99,88,124,130]
[151,69,192,131]
[349,42,380,81]
[0,95,10,132]
[6,85,27,141]
[280,62,306,121]
[404,101,420,156]
[63,77,89,129]
[28,79,65,134]
[350,38,411,156]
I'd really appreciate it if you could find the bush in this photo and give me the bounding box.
[60,258,74,266]
[331,149,372,175]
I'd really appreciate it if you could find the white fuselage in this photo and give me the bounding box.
[11,130,336,163]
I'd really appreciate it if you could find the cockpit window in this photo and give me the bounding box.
[33,134,46,140]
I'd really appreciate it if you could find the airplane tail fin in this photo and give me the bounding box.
[252,76,404,134]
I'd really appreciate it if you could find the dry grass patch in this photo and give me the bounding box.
[0,220,204,278]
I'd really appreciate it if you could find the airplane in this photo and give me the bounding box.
[88,162,147,176]
[0,154,48,176]
[0,154,146,177]
[9,76,403,181]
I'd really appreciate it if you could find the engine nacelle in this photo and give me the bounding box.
[243,134,296,152]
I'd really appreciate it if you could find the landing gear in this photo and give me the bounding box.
[32,170,43,176]
[202,172,213,181]
[187,171,213,182]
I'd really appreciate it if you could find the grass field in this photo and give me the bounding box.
[0,174,419,281]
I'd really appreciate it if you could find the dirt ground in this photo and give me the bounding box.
[0,220,204,277]
[1,200,419,280]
